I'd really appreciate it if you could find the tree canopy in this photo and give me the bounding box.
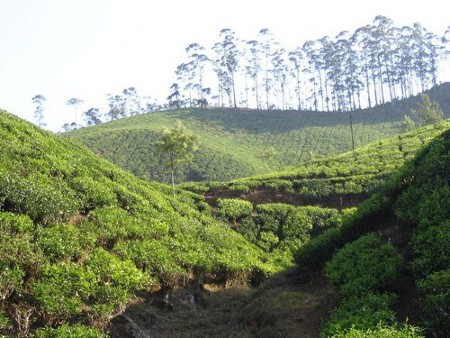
[154,121,199,196]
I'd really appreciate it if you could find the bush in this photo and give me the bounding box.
[70,176,117,211]
[410,221,450,276]
[34,249,150,324]
[418,268,450,337]
[216,198,253,223]
[324,233,402,297]
[0,212,42,299]
[321,292,397,337]
[37,223,96,262]
[33,323,106,337]
[329,322,424,338]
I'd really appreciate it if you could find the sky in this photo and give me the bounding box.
[1,0,449,131]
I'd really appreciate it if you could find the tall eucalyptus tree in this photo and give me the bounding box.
[288,47,306,110]
[32,94,47,128]
[185,43,209,102]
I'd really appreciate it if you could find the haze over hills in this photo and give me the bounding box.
[66,83,450,184]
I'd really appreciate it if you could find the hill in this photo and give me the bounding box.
[0,110,283,337]
[1,109,448,337]
[184,119,450,209]
[110,119,450,337]
[65,83,450,184]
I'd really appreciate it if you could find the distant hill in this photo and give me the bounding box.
[65,83,450,184]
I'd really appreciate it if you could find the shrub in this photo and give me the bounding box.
[70,176,117,210]
[410,221,450,276]
[321,292,397,337]
[33,323,106,337]
[418,268,450,337]
[412,94,444,126]
[324,233,402,297]
[37,223,96,262]
[401,114,416,132]
[216,198,253,223]
[0,212,42,299]
[329,322,424,338]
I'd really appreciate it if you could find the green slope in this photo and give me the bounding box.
[65,83,450,184]
[184,119,450,207]
[109,118,449,337]
[0,110,282,337]
[296,126,450,337]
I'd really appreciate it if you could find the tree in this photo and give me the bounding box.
[66,98,84,126]
[412,94,444,126]
[106,94,125,121]
[212,29,241,108]
[186,43,209,102]
[32,94,46,128]
[154,121,199,197]
[122,87,141,116]
[167,83,181,109]
[83,108,102,126]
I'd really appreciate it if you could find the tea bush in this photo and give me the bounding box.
[324,233,402,297]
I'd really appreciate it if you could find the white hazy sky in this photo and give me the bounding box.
[1,0,449,131]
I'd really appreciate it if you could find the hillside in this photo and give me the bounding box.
[65,83,450,184]
[0,110,283,337]
[1,109,448,337]
[294,125,450,337]
[183,119,450,208]
[112,119,450,337]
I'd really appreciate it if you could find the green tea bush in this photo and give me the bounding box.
[34,249,149,324]
[418,268,450,337]
[410,221,450,276]
[37,223,96,262]
[329,322,423,338]
[0,212,42,299]
[216,198,253,223]
[324,233,402,297]
[321,292,397,337]
[114,239,184,286]
[70,176,117,210]
[0,172,78,224]
[34,262,87,321]
[33,323,106,338]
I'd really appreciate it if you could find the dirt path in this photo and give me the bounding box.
[108,268,339,338]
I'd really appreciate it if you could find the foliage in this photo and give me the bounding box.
[0,110,280,335]
[321,292,398,337]
[418,269,450,337]
[401,114,416,132]
[295,193,392,271]
[33,323,106,338]
[411,93,444,126]
[216,198,253,223]
[324,233,402,297]
[328,322,424,338]
[154,120,199,195]
[67,87,450,184]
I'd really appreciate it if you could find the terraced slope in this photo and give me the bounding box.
[0,110,281,337]
[65,83,450,184]
[183,119,450,208]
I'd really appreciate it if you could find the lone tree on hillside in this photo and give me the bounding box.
[154,121,199,197]
[412,94,444,126]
